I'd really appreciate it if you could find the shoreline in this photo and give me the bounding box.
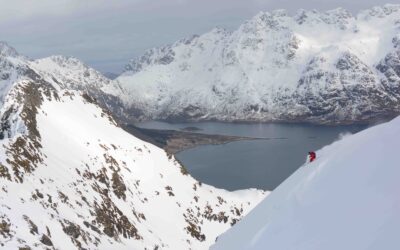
[122,124,263,154]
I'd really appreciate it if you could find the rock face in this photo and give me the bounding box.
[116,4,400,124]
[0,43,266,249]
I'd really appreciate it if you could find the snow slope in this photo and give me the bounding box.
[116,4,400,124]
[211,116,400,250]
[0,44,266,249]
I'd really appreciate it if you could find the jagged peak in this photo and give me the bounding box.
[34,55,111,81]
[240,10,290,33]
[122,28,225,73]
[122,5,400,76]
[294,9,315,24]
[243,7,353,31]
[0,41,19,58]
[324,7,352,20]
[293,7,353,27]
[325,7,352,16]
[176,34,200,46]
[195,26,231,43]
[252,10,289,23]
[358,4,400,19]
[39,55,88,69]
[253,9,288,19]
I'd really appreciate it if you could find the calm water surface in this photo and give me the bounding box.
[136,121,368,191]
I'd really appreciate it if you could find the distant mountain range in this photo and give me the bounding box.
[115,4,400,124]
[4,5,400,125]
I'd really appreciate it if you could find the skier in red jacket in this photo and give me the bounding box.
[308,151,316,162]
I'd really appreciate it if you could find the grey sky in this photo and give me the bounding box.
[0,0,396,73]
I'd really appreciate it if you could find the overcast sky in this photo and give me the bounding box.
[0,0,396,73]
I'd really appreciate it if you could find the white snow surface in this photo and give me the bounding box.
[211,116,400,250]
[115,4,400,123]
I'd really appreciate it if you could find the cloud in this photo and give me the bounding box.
[0,0,392,73]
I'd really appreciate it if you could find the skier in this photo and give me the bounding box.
[308,151,316,163]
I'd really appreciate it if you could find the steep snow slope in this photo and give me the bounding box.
[117,4,400,124]
[0,46,266,249]
[211,117,400,250]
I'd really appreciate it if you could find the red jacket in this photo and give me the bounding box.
[309,152,316,162]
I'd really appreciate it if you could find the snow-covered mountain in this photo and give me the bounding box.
[0,42,266,249]
[31,55,138,124]
[211,116,400,250]
[0,41,134,123]
[116,4,400,124]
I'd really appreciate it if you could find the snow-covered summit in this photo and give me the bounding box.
[212,116,400,250]
[0,41,19,58]
[359,4,400,19]
[33,55,110,87]
[116,4,400,124]
[0,44,133,125]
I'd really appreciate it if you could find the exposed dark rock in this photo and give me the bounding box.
[0,164,11,180]
[0,219,11,238]
[23,215,38,235]
[94,198,141,240]
[185,222,206,242]
[63,222,81,239]
[112,171,127,200]
[40,234,53,246]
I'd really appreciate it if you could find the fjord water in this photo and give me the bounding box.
[136,121,368,191]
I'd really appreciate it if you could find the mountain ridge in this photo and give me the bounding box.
[114,4,400,124]
[0,44,266,249]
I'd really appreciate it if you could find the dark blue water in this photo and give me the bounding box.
[136,121,368,191]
